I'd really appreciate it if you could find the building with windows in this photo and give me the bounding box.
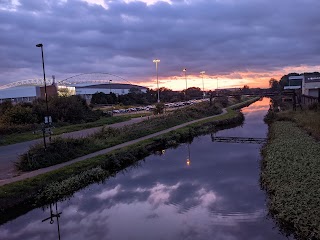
[75,83,148,101]
[0,83,148,103]
[285,73,320,98]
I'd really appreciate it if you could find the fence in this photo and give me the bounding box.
[301,94,319,105]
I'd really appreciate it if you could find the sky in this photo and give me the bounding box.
[0,0,320,91]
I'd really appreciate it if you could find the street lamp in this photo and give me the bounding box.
[183,68,187,99]
[109,79,112,94]
[153,59,160,103]
[36,43,50,149]
[200,71,205,99]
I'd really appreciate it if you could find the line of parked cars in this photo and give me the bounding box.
[111,99,209,114]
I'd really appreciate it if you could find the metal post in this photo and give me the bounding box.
[36,43,49,148]
[109,80,112,94]
[183,68,187,99]
[200,71,205,99]
[153,59,160,103]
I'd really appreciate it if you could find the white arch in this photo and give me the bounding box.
[0,78,53,90]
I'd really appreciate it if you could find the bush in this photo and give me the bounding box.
[308,102,320,111]
[0,105,37,125]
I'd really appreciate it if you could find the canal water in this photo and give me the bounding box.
[0,98,291,240]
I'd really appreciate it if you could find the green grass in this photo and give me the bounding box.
[261,121,320,239]
[0,103,248,224]
[0,115,133,146]
[17,101,223,171]
[277,109,320,140]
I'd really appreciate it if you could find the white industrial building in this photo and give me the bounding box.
[0,86,40,103]
[285,74,320,97]
[75,83,148,101]
[0,83,148,103]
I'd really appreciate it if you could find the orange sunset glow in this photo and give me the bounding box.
[138,64,320,91]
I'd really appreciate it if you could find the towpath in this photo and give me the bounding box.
[0,109,228,186]
[0,116,148,180]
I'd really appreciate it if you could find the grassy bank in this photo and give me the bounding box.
[17,102,222,171]
[261,106,320,239]
[276,109,320,140]
[0,98,258,224]
[0,115,136,146]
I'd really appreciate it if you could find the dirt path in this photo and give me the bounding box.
[0,109,227,186]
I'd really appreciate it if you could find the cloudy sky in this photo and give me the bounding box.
[0,0,320,90]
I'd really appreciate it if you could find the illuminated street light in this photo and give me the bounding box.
[183,68,187,99]
[153,59,160,103]
[200,71,205,99]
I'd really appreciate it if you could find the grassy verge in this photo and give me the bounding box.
[276,109,320,140]
[0,115,134,146]
[17,102,222,171]
[261,121,320,239]
[0,98,258,224]
[261,102,320,239]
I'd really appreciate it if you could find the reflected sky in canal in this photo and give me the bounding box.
[0,98,291,240]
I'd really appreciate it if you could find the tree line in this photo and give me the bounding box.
[90,87,205,105]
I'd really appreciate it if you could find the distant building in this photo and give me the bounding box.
[285,74,320,97]
[0,84,68,103]
[75,83,148,101]
[0,83,148,104]
[303,73,320,97]
[0,86,40,103]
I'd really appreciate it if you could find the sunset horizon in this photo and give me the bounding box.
[1,0,320,91]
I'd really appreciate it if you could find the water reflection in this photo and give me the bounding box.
[41,203,62,240]
[186,142,191,167]
[0,98,292,240]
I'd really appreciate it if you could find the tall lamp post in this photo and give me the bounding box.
[153,59,160,103]
[200,71,205,99]
[36,43,50,149]
[109,79,112,94]
[183,68,187,99]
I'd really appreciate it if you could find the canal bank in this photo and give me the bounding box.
[261,107,320,239]
[0,98,293,240]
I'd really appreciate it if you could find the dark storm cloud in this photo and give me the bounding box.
[0,0,320,85]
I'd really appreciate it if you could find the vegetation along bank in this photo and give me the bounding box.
[0,97,259,224]
[261,102,320,240]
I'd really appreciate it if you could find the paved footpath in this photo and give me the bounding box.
[0,117,148,180]
[0,109,227,186]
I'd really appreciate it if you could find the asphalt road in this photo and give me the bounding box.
[0,116,148,180]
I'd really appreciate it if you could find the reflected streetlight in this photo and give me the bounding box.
[186,143,191,166]
[42,202,62,240]
[183,68,187,99]
[153,59,160,103]
[200,71,205,99]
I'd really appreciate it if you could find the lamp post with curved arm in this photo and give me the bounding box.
[36,43,51,149]
[183,68,187,99]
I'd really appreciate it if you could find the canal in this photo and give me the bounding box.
[0,98,292,240]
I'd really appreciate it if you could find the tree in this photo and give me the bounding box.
[184,87,202,100]
[0,105,37,125]
[129,87,142,94]
[269,78,281,92]
[153,102,165,114]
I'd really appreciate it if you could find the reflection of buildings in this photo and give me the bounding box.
[41,202,62,240]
